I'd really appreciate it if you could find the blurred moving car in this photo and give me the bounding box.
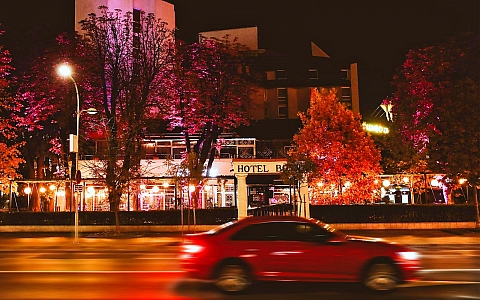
[180,215,421,293]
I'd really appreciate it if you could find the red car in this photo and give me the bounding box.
[180,215,421,293]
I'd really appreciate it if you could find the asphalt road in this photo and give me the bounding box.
[0,232,478,300]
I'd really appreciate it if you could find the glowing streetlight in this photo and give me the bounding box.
[24,186,31,210]
[57,63,97,244]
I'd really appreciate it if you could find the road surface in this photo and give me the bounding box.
[0,235,477,299]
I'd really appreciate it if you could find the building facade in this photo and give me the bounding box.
[8,2,398,218]
[75,0,175,32]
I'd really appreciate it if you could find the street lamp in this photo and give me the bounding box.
[57,63,97,244]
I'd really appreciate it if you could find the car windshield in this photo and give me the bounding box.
[312,218,337,233]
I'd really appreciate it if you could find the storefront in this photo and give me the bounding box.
[232,159,297,218]
[8,158,305,217]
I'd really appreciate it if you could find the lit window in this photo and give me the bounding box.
[266,71,275,80]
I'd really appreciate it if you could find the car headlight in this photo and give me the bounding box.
[397,251,420,260]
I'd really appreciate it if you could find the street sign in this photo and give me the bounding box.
[74,184,83,193]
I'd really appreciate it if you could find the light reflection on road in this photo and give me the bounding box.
[0,238,478,300]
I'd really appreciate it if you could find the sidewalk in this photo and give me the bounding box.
[341,229,480,246]
[0,229,477,251]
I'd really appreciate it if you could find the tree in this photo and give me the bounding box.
[169,36,259,208]
[13,32,89,211]
[0,27,24,193]
[280,154,317,215]
[78,7,175,231]
[386,32,480,189]
[290,88,382,204]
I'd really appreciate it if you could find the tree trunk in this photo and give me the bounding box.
[474,186,479,228]
[109,189,121,234]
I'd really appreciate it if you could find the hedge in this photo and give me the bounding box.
[0,205,476,226]
[309,204,477,223]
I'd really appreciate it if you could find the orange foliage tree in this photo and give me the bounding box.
[0,28,24,191]
[291,88,382,204]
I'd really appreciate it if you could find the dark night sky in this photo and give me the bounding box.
[0,0,478,120]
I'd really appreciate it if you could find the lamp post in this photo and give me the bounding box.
[57,64,97,244]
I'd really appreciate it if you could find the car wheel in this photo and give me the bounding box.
[363,262,399,291]
[215,263,251,293]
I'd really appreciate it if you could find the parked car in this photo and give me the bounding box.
[180,215,421,293]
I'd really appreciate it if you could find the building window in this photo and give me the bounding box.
[238,65,250,74]
[133,9,141,44]
[340,87,352,109]
[264,89,268,118]
[277,88,287,99]
[266,71,275,80]
[278,106,288,119]
[276,69,287,80]
[341,87,351,99]
[309,69,318,79]
[278,88,288,119]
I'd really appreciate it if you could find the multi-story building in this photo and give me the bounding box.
[75,0,175,32]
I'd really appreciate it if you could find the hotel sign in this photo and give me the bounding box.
[233,160,287,174]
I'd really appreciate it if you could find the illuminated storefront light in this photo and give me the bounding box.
[362,122,389,134]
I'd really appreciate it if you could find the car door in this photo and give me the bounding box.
[293,223,362,281]
[229,222,312,280]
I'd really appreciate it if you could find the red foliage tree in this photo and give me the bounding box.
[78,7,175,230]
[169,36,259,207]
[387,33,480,187]
[291,88,382,204]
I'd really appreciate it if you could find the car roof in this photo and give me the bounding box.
[239,215,320,225]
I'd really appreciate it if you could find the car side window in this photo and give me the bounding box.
[230,222,284,241]
[294,223,333,243]
[230,222,332,242]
